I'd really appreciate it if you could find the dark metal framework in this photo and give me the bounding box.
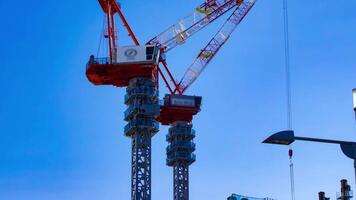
[86,1,256,200]
[131,132,152,200]
[167,121,196,200]
[173,164,189,200]
[159,95,201,200]
[125,78,159,200]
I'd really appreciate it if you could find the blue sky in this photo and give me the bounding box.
[1,0,356,199]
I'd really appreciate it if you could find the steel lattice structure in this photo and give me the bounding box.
[86,0,256,199]
[166,121,197,200]
[173,164,189,200]
[131,133,152,199]
[125,78,159,200]
[177,0,255,93]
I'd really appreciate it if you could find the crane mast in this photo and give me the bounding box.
[87,1,160,200]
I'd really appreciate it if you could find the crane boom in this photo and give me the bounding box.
[177,0,255,93]
[147,0,244,52]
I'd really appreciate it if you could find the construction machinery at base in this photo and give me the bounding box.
[227,194,275,200]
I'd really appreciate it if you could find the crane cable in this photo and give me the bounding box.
[289,148,296,200]
[283,0,292,130]
[97,15,106,58]
[282,0,295,199]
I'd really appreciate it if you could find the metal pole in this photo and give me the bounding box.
[295,136,356,192]
[294,136,355,145]
[124,78,159,200]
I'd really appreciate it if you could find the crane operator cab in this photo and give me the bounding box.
[86,45,160,87]
[157,94,202,126]
[115,45,160,65]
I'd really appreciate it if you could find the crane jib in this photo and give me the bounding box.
[147,0,245,53]
[178,0,256,93]
[144,0,256,95]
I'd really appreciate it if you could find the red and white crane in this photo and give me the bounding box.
[147,2,256,200]
[88,0,256,95]
[85,0,256,200]
[147,0,256,95]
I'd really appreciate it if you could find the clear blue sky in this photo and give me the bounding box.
[1,0,356,199]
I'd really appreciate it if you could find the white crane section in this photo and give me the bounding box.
[177,0,256,93]
[147,0,245,52]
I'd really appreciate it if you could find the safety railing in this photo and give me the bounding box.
[124,119,159,136]
[166,142,196,153]
[166,128,195,141]
[86,57,111,68]
[167,152,196,161]
[124,89,158,104]
[124,104,160,120]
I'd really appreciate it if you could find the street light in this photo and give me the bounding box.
[263,130,356,188]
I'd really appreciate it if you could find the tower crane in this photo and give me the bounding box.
[147,0,256,200]
[85,0,256,200]
[86,2,160,200]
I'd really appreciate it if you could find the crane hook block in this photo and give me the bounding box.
[288,149,293,158]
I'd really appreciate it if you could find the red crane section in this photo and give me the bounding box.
[98,0,139,61]
[87,0,256,93]
[177,0,256,93]
[86,0,159,87]
[99,0,117,63]
[158,94,202,125]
